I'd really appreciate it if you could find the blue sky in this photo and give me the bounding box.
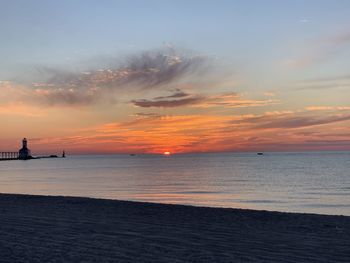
[2,0,350,73]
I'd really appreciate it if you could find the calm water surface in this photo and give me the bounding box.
[0,152,349,215]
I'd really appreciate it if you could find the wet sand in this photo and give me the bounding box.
[0,194,349,262]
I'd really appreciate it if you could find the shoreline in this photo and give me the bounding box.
[0,193,349,262]
[1,192,349,217]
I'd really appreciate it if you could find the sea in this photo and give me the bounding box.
[0,151,349,216]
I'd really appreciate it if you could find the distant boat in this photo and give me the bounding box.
[257,152,263,155]
[130,154,136,156]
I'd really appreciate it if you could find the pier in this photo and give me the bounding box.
[0,152,19,160]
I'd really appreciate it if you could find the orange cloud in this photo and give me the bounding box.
[306,106,350,111]
[28,110,350,154]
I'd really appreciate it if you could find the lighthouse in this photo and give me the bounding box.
[18,138,32,160]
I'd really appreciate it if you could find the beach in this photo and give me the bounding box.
[0,194,349,262]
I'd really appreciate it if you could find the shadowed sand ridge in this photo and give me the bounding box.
[0,194,349,262]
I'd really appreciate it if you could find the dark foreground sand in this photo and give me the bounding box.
[0,194,349,263]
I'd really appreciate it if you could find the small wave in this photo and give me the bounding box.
[175,190,221,194]
[238,199,287,204]
[302,204,350,208]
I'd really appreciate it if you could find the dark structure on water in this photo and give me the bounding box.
[0,138,66,161]
[18,138,32,160]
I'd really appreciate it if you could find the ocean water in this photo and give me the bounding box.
[0,152,349,216]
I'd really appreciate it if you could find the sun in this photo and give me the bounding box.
[163,151,171,156]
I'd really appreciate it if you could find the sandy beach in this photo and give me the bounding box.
[0,194,349,262]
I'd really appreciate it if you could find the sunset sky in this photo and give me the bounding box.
[1,0,350,154]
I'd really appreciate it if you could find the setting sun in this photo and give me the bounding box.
[163,151,171,156]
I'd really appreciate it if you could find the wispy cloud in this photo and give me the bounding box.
[32,48,210,106]
[253,113,350,129]
[32,86,101,106]
[132,96,204,108]
[5,48,213,106]
[39,49,208,90]
[263,92,276,97]
[286,29,350,68]
[299,19,309,23]
[196,93,278,108]
[295,74,350,90]
[306,106,350,111]
[131,90,278,109]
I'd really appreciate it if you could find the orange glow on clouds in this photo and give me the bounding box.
[1,78,350,154]
[14,109,350,155]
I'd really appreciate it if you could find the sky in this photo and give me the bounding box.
[1,0,350,154]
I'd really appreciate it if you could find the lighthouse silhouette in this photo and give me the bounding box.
[18,138,32,160]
